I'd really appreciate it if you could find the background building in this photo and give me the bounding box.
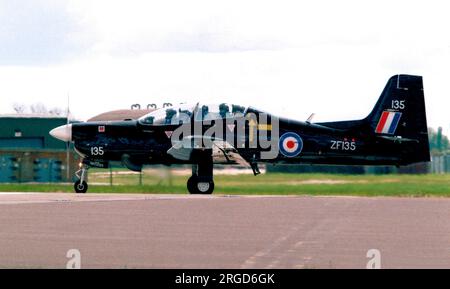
[0,115,79,183]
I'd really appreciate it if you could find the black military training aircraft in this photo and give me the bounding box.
[50,74,430,194]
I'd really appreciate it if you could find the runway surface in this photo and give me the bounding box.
[0,192,449,268]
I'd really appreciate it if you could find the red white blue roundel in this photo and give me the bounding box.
[279,132,303,157]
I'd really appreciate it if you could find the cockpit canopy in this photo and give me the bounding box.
[138,103,247,125]
[139,103,194,125]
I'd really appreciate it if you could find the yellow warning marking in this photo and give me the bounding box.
[258,124,272,131]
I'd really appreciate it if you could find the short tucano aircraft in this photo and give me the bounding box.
[50,75,430,194]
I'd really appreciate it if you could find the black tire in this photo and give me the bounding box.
[187,176,214,194]
[187,176,197,194]
[74,180,88,194]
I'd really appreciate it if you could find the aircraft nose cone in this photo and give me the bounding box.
[49,124,72,142]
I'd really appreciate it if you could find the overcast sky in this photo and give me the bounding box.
[0,0,449,134]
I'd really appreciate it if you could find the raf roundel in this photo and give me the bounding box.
[279,132,303,157]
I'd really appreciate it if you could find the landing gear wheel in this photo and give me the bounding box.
[74,162,89,194]
[187,176,214,194]
[74,180,88,194]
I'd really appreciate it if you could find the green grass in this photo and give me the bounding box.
[0,172,449,197]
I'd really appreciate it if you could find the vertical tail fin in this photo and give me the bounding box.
[367,74,430,163]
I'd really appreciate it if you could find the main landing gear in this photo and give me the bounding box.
[74,163,89,193]
[187,150,214,194]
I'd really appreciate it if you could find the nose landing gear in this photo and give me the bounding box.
[74,164,89,193]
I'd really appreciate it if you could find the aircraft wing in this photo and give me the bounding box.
[167,136,250,166]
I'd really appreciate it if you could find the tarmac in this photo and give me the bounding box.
[0,192,448,268]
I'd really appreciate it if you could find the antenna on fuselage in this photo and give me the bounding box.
[66,92,70,182]
[306,113,315,124]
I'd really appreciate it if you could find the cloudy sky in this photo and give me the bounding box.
[0,0,449,134]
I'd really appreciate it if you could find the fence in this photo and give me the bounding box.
[430,154,450,174]
[0,150,79,183]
